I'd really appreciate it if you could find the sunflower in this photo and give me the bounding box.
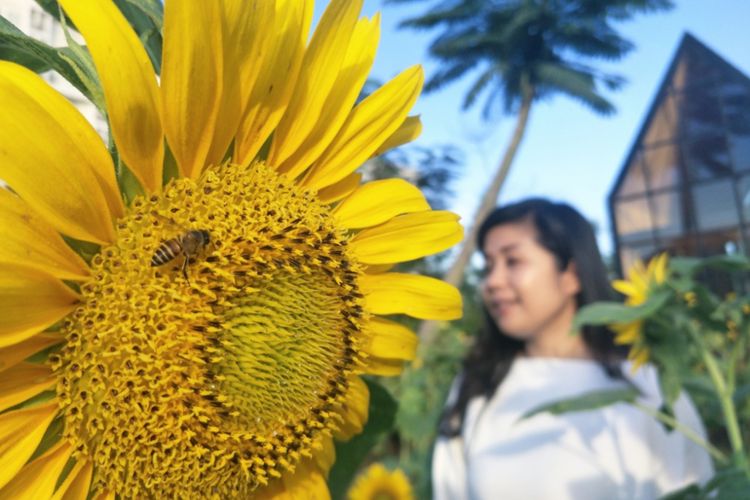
[611,253,669,370]
[347,464,414,500]
[0,0,463,498]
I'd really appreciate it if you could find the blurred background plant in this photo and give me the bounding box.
[571,253,750,497]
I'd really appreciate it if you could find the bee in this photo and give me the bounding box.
[150,229,211,282]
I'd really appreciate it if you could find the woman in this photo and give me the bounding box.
[432,198,713,499]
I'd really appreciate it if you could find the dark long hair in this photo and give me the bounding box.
[439,198,626,436]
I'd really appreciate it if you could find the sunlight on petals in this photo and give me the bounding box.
[364,317,418,361]
[332,179,430,229]
[371,115,422,158]
[317,172,362,204]
[360,273,462,320]
[0,440,73,500]
[0,402,58,491]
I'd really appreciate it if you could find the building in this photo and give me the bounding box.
[0,0,108,137]
[608,33,750,288]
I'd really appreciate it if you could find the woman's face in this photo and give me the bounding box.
[480,221,581,342]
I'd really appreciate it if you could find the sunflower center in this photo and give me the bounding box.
[53,162,365,498]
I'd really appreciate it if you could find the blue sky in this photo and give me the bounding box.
[316,0,750,256]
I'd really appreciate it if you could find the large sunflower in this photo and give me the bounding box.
[0,0,462,498]
[611,253,668,370]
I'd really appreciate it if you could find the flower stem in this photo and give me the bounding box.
[632,401,728,464]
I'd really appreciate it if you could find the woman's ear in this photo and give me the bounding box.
[562,261,581,295]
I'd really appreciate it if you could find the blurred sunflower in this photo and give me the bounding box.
[611,253,669,370]
[347,463,414,500]
[0,0,462,498]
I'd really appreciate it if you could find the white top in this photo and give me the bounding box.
[432,358,714,500]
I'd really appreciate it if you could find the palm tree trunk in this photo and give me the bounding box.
[418,89,534,345]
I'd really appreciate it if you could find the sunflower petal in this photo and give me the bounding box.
[360,273,462,320]
[51,460,92,500]
[334,376,369,441]
[0,440,73,499]
[350,211,462,264]
[233,0,312,166]
[314,435,336,476]
[371,115,422,158]
[364,357,405,377]
[0,334,62,373]
[0,402,58,491]
[59,0,163,193]
[612,279,638,298]
[332,179,429,229]
[0,190,89,281]
[276,11,379,178]
[0,363,56,413]
[301,65,423,191]
[0,63,120,244]
[364,318,418,361]
[267,0,363,168]
[318,173,362,204]
[0,264,79,348]
[161,1,223,179]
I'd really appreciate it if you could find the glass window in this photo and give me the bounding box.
[616,153,648,197]
[619,241,659,276]
[721,74,750,173]
[615,197,654,244]
[642,91,677,146]
[642,144,680,189]
[650,190,683,238]
[692,179,740,231]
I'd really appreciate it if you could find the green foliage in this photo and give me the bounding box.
[523,387,639,420]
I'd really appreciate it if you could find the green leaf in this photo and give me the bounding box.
[671,255,750,276]
[113,0,163,74]
[0,14,93,99]
[573,289,672,330]
[328,379,397,500]
[522,387,639,420]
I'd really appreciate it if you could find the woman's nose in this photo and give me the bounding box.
[483,264,507,290]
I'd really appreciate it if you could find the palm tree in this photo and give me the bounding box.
[388,0,673,341]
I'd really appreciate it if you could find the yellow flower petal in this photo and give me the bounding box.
[0,363,56,413]
[301,65,424,191]
[0,189,89,281]
[0,264,79,348]
[651,253,668,284]
[318,172,362,204]
[233,0,312,166]
[203,1,275,167]
[332,179,430,229]
[268,0,363,169]
[60,0,163,193]
[371,115,422,158]
[92,491,115,500]
[256,459,331,500]
[612,279,639,299]
[360,273,462,320]
[0,62,120,244]
[334,376,369,441]
[0,402,58,491]
[364,357,405,377]
[0,334,61,373]
[51,460,92,500]
[613,321,641,345]
[349,211,462,264]
[0,440,73,500]
[629,346,650,372]
[314,436,336,476]
[276,10,379,178]
[161,1,223,179]
[364,317,418,361]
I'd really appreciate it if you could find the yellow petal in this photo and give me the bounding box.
[364,357,405,377]
[364,317,418,361]
[613,321,642,345]
[51,460,92,500]
[92,491,115,500]
[161,1,223,179]
[233,0,312,165]
[349,211,462,264]
[314,435,336,476]
[371,115,422,158]
[0,189,89,281]
[256,459,331,500]
[651,253,668,284]
[267,0,363,169]
[0,401,58,491]
[301,65,423,191]
[60,0,163,193]
[612,279,638,298]
[276,11,380,178]
[0,264,78,348]
[0,63,120,244]
[205,0,274,167]
[0,439,73,500]
[318,172,362,204]
[0,363,56,413]
[332,179,430,229]
[334,376,369,441]
[360,273,462,320]
[0,334,62,373]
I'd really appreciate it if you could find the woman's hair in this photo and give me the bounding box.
[439,198,626,436]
